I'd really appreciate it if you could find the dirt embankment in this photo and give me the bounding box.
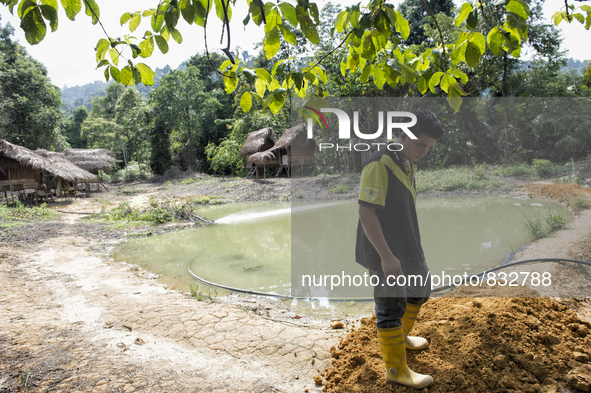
[316,181,591,393]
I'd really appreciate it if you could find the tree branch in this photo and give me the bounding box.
[309,30,353,71]
[418,0,447,70]
[203,0,232,77]
[220,0,235,63]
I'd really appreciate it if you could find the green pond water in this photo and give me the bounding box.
[115,196,569,317]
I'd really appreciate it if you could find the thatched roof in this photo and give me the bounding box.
[239,127,276,157]
[0,139,54,174]
[63,148,116,174]
[271,123,315,153]
[247,151,277,164]
[35,149,98,183]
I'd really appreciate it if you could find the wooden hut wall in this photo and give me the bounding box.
[0,157,41,190]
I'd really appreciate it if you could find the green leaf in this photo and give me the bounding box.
[104,66,110,81]
[110,65,121,82]
[154,34,169,54]
[399,62,416,83]
[18,0,36,18]
[120,12,132,26]
[60,0,81,21]
[21,6,46,44]
[214,0,232,22]
[165,7,181,30]
[360,64,371,83]
[242,68,256,83]
[487,27,503,56]
[506,0,529,20]
[255,68,272,83]
[39,4,58,32]
[269,89,286,114]
[418,75,427,94]
[255,78,266,96]
[451,68,468,84]
[271,59,286,76]
[464,41,482,68]
[469,32,486,54]
[120,66,133,86]
[129,12,141,32]
[265,7,281,32]
[297,13,319,44]
[279,24,297,45]
[309,3,319,23]
[573,13,585,23]
[263,26,281,59]
[440,74,451,93]
[335,10,347,33]
[455,2,473,27]
[311,66,327,84]
[181,0,196,24]
[108,48,120,65]
[170,27,182,43]
[136,63,156,85]
[278,2,298,26]
[83,0,100,24]
[466,9,478,30]
[94,37,110,61]
[395,11,410,40]
[240,91,252,112]
[139,36,154,58]
[132,67,142,84]
[428,71,444,93]
[373,65,385,89]
[223,72,238,93]
[96,59,109,68]
[152,4,166,31]
[130,43,141,58]
[552,11,563,26]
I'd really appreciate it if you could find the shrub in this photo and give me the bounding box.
[570,197,589,212]
[531,159,553,177]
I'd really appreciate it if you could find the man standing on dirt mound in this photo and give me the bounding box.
[356,109,443,389]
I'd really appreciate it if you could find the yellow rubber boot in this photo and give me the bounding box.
[376,325,434,389]
[401,303,429,350]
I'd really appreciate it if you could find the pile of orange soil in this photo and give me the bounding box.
[317,297,591,392]
[520,183,591,204]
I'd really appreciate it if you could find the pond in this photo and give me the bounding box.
[115,196,569,316]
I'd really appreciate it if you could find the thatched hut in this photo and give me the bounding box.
[36,150,98,197]
[0,139,51,194]
[240,128,278,176]
[269,123,316,176]
[63,148,116,175]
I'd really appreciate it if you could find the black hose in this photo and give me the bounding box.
[431,258,591,293]
[188,258,591,299]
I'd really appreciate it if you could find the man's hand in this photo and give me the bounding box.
[381,254,403,281]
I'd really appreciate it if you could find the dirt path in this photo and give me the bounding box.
[0,200,343,392]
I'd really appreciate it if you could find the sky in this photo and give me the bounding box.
[0,0,589,88]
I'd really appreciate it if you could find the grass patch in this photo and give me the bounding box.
[523,208,568,241]
[490,163,534,178]
[570,197,589,213]
[89,196,222,228]
[545,208,566,231]
[416,167,503,193]
[0,202,58,231]
[190,284,218,301]
[524,216,551,240]
[328,183,352,194]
